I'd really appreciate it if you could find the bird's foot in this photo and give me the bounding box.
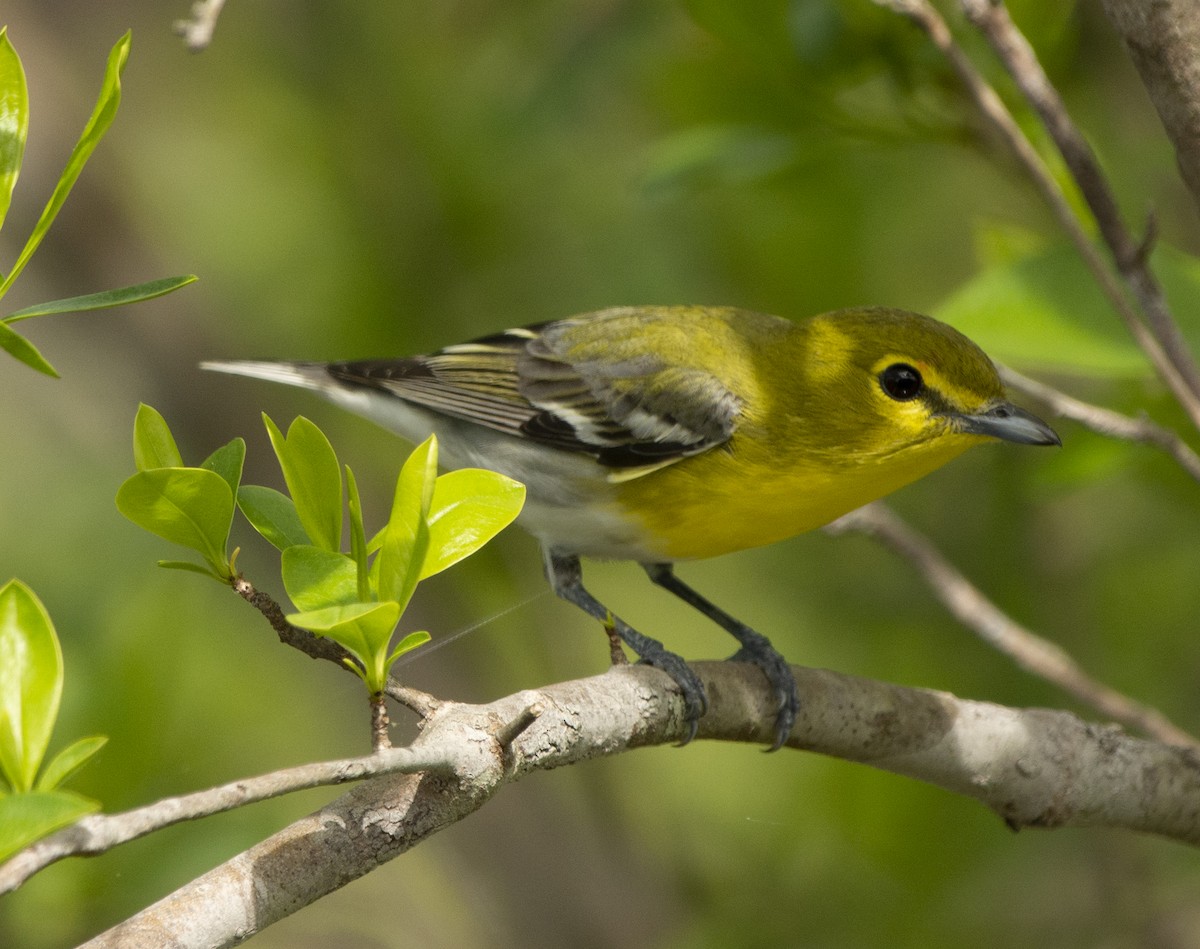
[729,635,799,751]
[631,642,707,744]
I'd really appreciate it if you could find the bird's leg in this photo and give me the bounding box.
[642,562,798,751]
[543,550,707,742]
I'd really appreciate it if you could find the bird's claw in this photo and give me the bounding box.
[729,642,799,751]
[634,647,707,744]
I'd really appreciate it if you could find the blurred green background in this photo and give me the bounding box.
[4,1,1200,946]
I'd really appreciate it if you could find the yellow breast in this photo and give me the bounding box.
[618,429,981,561]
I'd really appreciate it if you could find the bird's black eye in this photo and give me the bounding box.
[879,363,923,401]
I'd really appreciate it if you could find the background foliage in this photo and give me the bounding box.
[3,1,1200,945]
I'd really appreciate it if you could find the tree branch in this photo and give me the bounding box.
[1098,0,1200,218]
[232,576,444,713]
[998,365,1200,483]
[50,661,1200,948]
[826,502,1199,749]
[959,0,1200,414]
[871,0,1200,429]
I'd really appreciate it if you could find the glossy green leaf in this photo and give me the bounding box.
[0,31,131,300]
[0,28,29,235]
[263,414,342,552]
[132,403,184,471]
[115,467,234,577]
[386,630,430,667]
[286,601,401,665]
[237,485,310,551]
[3,275,198,323]
[376,435,436,610]
[421,468,525,579]
[0,790,98,862]
[36,735,106,791]
[938,242,1200,377]
[0,580,61,793]
[0,319,56,376]
[281,545,358,612]
[201,438,246,496]
[346,466,371,601]
[156,560,226,580]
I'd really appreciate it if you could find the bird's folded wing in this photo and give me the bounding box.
[328,322,742,474]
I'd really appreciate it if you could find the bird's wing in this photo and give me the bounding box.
[327,317,742,475]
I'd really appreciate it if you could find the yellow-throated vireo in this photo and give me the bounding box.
[204,305,1059,749]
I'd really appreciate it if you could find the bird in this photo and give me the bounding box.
[202,305,1060,749]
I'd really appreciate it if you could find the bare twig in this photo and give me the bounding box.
[0,743,460,892]
[388,684,444,719]
[370,695,392,752]
[233,576,346,665]
[173,0,228,52]
[826,502,1199,749]
[871,0,1200,430]
[494,702,545,749]
[233,576,439,717]
[59,663,1200,947]
[999,365,1200,482]
[960,0,1200,413]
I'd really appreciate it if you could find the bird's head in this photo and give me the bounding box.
[784,307,1059,465]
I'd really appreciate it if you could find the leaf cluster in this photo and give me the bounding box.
[0,29,195,377]
[0,580,105,862]
[117,407,526,695]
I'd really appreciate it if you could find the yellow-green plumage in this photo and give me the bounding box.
[598,307,1006,559]
[202,304,1057,747]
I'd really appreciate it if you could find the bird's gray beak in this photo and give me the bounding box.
[952,401,1061,446]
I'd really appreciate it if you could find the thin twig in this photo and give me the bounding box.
[370,695,392,752]
[961,0,1200,409]
[871,0,1200,430]
[0,743,460,891]
[1000,365,1200,482]
[826,502,1199,749]
[494,702,545,749]
[233,576,439,718]
[388,684,444,719]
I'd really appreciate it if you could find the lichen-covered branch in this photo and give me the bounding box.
[13,661,1194,948]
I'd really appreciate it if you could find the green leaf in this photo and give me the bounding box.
[0,790,98,862]
[421,468,525,579]
[263,414,342,552]
[201,438,246,496]
[115,467,234,577]
[287,600,401,680]
[937,241,1200,377]
[236,485,310,551]
[157,560,226,580]
[0,31,131,301]
[3,275,199,323]
[36,735,106,791]
[346,466,371,601]
[0,318,57,376]
[132,403,184,471]
[0,321,56,376]
[386,630,430,667]
[281,545,358,612]
[376,435,437,609]
[0,580,62,793]
[0,27,30,235]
